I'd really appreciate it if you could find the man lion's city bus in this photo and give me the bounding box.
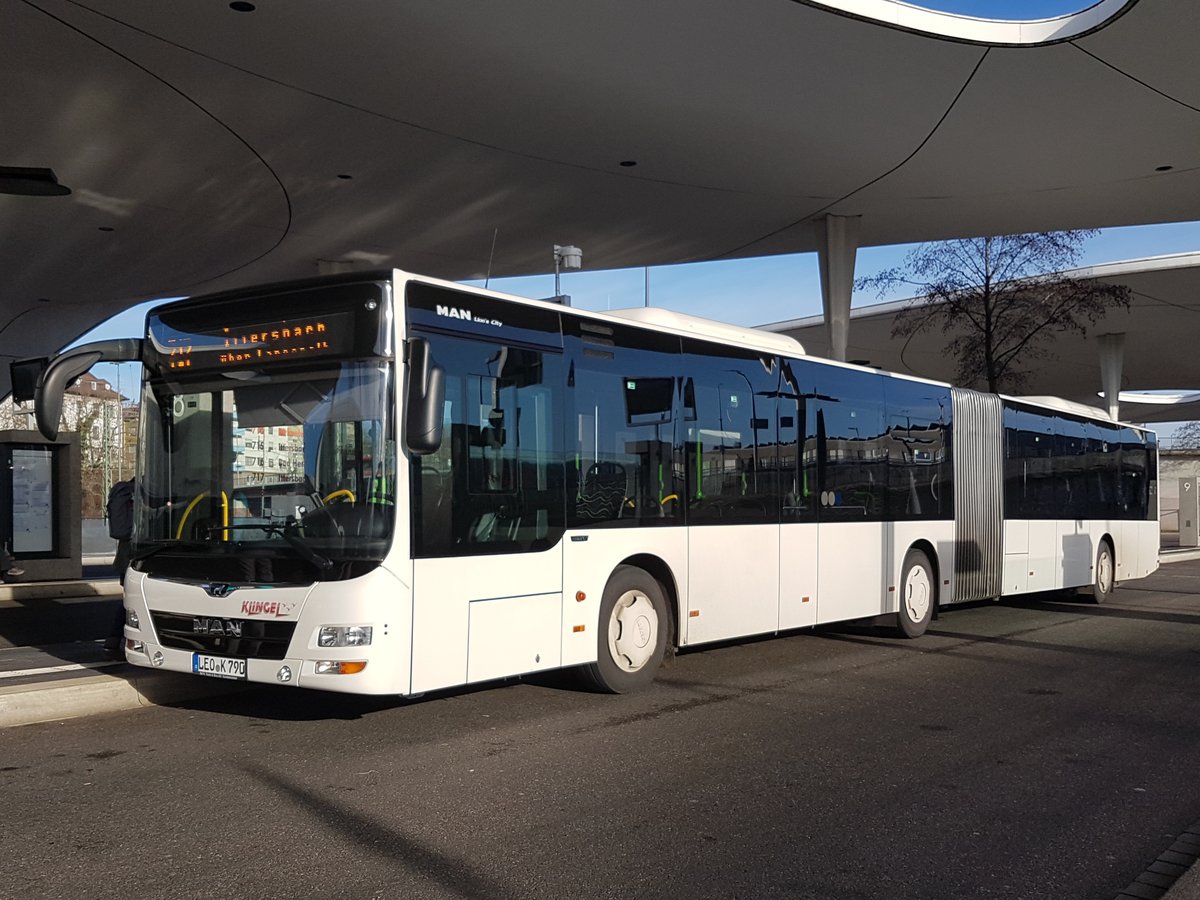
[27,270,1159,695]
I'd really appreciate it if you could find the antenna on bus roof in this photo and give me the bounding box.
[484,228,498,289]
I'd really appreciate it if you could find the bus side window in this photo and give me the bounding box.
[412,334,564,557]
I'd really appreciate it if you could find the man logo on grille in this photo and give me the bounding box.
[201,582,236,598]
[193,617,243,637]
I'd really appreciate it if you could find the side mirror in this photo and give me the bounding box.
[9,357,48,403]
[35,339,144,440]
[404,338,445,455]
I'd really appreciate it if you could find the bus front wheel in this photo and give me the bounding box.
[895,548,935,639]
[582,565,668,694]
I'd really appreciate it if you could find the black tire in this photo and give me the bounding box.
[581,565,669,693]
[1091,540,1115,604]
[895,548,935,639]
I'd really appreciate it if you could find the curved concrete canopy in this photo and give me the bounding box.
[764,251,1200,419]
[1,0,1198,398]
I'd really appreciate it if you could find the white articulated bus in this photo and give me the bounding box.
[28,270,1159,695]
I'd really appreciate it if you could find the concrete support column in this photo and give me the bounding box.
[816,214,861,362]
[1097,332,1125,421]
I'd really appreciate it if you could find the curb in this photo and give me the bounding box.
[0,580,122,603]
[0,668,251,728]
[1160,548,1200,564]
[1117,820,1200,900]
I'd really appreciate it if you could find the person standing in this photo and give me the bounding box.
[0,543,23,581]
[103,478,134,658]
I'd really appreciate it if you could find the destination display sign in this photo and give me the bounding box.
[143,277,395,375]
[150,312,352,371]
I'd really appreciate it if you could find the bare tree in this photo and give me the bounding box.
[1173,420,1200,449]
[857,231,1131,393]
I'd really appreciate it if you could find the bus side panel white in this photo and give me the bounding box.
[1026,520,1058,592]
[1121,519,1157,580]
[1140,519,1160,577]
[1115,520,1135,581]
[467,593,561,683]
[1058,519,1096,589]
[1002,554,1029,596]
[779,522,818,630]
[816,522,885,624]
[887,521,955,612]
[561,528,686,663]
[1002,519,1030,595]
[1005,519,1029,556]
[296,565,413,695]
[411,545,562,694]
[1124,519,1159,579]
[687,524,779,645]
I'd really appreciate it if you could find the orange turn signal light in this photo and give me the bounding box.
[315,660,367,675]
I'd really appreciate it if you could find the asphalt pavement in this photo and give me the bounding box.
[2,549,1200,900]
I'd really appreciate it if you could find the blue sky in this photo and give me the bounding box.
[913,0,1097,17]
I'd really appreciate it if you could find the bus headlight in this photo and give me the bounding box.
[317,625,373,647]
[126,609,140,628]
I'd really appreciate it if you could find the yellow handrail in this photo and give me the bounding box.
[175,490,230,540]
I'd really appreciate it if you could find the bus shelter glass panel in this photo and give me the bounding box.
[10,447,55,555]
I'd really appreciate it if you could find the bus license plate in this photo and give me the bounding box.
[192,653,247,680]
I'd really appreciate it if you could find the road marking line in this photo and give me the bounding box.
[0,660,122,680]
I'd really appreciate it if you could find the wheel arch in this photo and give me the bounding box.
[618,553,680,651]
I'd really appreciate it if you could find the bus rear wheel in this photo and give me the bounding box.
[582,565,668,693]
[895,548,935,639]
[1091,540,1115,604]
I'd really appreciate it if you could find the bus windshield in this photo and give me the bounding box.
[133,359,395,583]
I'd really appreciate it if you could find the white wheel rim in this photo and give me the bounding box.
[1098,550,1112,592]
[904,564,931,623]
[608,589,658,672]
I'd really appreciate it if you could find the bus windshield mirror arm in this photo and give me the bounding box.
[32,338,144,440]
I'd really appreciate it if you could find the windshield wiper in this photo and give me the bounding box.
[130,540,204,563]
[205,523,334,571]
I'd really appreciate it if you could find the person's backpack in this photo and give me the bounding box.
[106,480,134,540]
